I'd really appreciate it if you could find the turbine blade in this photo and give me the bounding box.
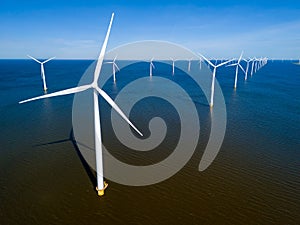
[95,86,143,137]
[19,84,91,104]
[216,59,234,67]
[93,13,115,83]
[226,63,237,67]
[238,51,244,63]
[113,55,118,61]
[27,55,41,64]
[114,63,120,71]
[41,64,45,79]
[198,53,214,67]
[42,57,56,64]
[239,64,246,74]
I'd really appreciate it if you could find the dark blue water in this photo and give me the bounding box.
[0,59,299,224]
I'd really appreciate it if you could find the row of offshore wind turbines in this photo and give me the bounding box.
[27,50,268,108]
[20,12,268,197]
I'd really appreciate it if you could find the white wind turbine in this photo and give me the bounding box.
[243,58,252,80]
[106,55,119,83]
[199,53,233,107]
[187,57,193,72]
[228,51,245,89]
[170,57,178,75]
[149,58,155,77]
[198,56,203,70]
[19,13,143,197]
[255,57,261,73]
[27,55,55,92]
[260,57,267,68]
[250,57,257,77]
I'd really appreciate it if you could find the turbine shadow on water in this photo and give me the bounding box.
[33,130,97,188]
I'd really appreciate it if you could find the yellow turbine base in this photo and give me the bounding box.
[96,181,108,197]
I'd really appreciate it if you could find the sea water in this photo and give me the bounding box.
[0,59,299,224]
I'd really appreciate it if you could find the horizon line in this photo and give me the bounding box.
[0,58,299,60]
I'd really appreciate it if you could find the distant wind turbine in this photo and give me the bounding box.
[106,55,119,83]
[170,57,178,75]
[20,13,143,197]
[27,55,55,92]
[243,58,252,80]
[228,51,245,89]
[198,56,203,70]
[250,57,257,77]
[188,57,193,72]
[199,53,233,107]
[254,57,261,73]
[149,58,155,77]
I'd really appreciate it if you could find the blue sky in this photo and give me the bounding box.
[1,0,300,59]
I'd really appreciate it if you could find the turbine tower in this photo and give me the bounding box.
[19,13,143,197]
[199,53,233,107]
[27,55,55,92]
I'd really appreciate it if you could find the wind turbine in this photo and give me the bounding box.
[199,53,233,107]
[198,56,203,70]
[255,57,261,73]
[106,55,119,83]
[170,58,178,75]
[243,58,252,80]
[149,58,155,77]
[250,57,257,77]
[187,57,193,72]
[228,51,245,89]
[27,55,55,92]
[19,13,143,197]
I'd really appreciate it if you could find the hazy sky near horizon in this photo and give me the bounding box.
[1,0,300,59]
